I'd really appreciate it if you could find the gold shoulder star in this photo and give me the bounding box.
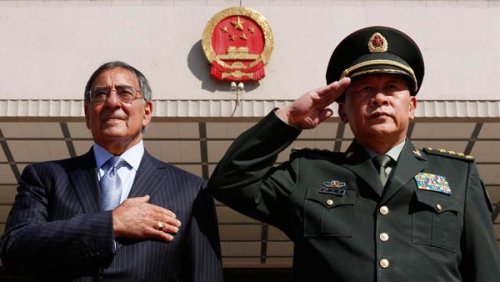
[229,34,236,41]
[231,16,245,31]
[220,25,228,33]
[240,33,247,40]
[248,26,255,34]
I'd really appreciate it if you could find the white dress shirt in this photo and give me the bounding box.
[93,140,144,204]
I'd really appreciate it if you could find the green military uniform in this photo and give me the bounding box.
[208,112,500,281]
[209,25,500,281]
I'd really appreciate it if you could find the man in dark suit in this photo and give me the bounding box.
[208,26,500,281]
[0,61,223,281]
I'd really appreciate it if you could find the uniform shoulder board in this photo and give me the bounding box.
[422,147,475,161]
[292,147,332,153]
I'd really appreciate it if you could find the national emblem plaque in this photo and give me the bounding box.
[202,7,274,82]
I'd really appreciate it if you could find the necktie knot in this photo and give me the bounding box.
[374,155,392,169]
[105,156,126,171]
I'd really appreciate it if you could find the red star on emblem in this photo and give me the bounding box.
[372,35,383,48]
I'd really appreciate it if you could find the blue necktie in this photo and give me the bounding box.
[100,156,126,211]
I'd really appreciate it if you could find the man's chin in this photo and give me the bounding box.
[99,128,128,139]
[369,122,393,129]
[366,125,399,138]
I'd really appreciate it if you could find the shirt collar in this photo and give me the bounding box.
[364,140,406,162]
[93,140,144,171]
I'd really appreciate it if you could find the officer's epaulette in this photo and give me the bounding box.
[422,147,475,161]
[292,147,333,153]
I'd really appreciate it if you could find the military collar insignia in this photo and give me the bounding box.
[346,150,354,159]
[320,180,347,196]
[414,172,451,195]
[368,32,388,53]
[412,149,421,157]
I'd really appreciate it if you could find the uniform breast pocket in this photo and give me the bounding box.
[303,186,356,237]
[412,189,462,252]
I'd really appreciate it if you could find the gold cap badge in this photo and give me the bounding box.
[368,32,388,53]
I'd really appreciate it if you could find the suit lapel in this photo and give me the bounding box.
[127,151,164,199]
[382,141,426,202]
[67,149,102,213]
[342,141,384,196]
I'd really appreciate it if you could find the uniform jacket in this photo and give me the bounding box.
[0,149,223,282]
[208,112,500,282]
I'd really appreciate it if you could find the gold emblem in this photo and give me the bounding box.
[368,32,388,53]
[202,7,274,81]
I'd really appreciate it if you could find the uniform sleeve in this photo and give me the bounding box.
[208,111,302,232]
[460,162,500,281]
[186,183,223,282]
[0,164,115,275]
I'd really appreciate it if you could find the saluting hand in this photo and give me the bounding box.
[112,195,181,242]
[276,77,350,129]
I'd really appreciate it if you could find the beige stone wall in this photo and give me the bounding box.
[0,0,499,103]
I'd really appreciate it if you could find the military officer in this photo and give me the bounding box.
[208,26,500,281]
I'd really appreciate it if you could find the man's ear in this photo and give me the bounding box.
[409,96,417,121]
[142,101,153,127]
[338,102,349,123]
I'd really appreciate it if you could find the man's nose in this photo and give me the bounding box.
[104,89,121,108]
[370,92,389,106]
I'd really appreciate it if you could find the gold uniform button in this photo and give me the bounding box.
[379,206,389,215]
[380,259,390,268]
[379,233,389,241]
[326,199,334,206]
[436,204,442,211]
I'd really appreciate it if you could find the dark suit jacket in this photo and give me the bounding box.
[208,112,500,282]
[0,149,223,282]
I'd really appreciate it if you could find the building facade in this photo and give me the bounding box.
[0,0,499,278]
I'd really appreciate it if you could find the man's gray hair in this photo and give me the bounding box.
[84,61,152,104]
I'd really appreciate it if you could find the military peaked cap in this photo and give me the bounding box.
[326,26,425,101]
